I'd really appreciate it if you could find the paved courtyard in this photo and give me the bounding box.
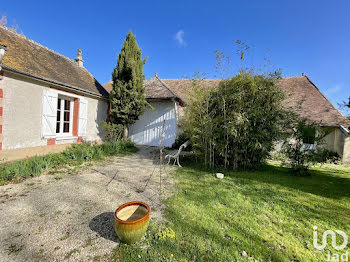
[0,147,174,261]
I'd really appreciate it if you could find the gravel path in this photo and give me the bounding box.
[0,146,174,261]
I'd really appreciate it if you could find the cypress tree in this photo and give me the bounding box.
[110,30,148,139]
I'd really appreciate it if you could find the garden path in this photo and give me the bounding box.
[0,146,174,261]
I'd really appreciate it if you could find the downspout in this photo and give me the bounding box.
[0,44,7,71]
[0,45,7,151]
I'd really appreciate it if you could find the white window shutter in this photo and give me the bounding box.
[78,98,88,136]
[42,90,58,138]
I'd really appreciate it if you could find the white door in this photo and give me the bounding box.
[130,101,177,147]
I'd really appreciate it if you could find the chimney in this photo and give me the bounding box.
[301,72,305,76]
[74,49,84,68]
[0,44,7,71]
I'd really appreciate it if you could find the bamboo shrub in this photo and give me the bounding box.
[182,72,291,169]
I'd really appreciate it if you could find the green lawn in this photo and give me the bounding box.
[113,160,350,262]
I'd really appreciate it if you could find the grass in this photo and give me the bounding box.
[113,158,350,261]
[59,233,71,241]
[0,140,137,185]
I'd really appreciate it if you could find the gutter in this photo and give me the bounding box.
[1,65,109,100]
[339,125,350,136]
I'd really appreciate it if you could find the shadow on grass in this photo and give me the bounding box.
[179,156,350,200]
[89,212,119,243]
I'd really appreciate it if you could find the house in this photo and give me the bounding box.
[104,74,350,163]
[0,26,109,161]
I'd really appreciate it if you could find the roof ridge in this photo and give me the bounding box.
[303,75,350,122]
[0,25,81,68]
[154,75,181,99]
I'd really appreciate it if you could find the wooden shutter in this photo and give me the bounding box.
[78,98,88,136]
[42,90,58,138]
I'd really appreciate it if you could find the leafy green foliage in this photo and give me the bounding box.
[281,120,333,176]
[182,72,292,169]
[314,148,341,164]
[0,141,137,184]
[100,120,124,142]
[109,31,148,129]
[172,132,192,151]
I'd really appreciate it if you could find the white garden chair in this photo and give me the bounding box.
[165,140,189,167]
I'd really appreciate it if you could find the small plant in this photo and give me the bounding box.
[281,120,332,176]
[156,227,176,240]
[65,248,80,259]
[59,233,70,241]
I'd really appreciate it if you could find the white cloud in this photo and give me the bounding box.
[325,83,343,95]
[174,30,186,46]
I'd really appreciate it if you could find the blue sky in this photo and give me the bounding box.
[1,0,349,114]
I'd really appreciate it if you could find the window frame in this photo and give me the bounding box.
[56,95,74,137]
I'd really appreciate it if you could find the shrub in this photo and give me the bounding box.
[0,140,137,184]
[172,132,192,151]
[315,148,341,164]
[100,121,124,142]
[281,120,333,176]
[182,73,292,169]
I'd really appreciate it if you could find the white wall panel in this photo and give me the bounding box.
[130,101,177,147]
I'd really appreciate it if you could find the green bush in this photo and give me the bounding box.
[100,121,124,142]
[0,140,137,184]
[182,73,292,169]
[314,148,341,164]
[281,120,333,176]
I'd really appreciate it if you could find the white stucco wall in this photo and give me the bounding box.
[85,96,108,142]
[130,100,177,147]
[0,71,108,150]
[322,128,345,156]
[343,136,350,164]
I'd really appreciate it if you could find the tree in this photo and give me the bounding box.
[109,30,148,139]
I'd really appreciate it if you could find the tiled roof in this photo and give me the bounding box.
[277,76,350,127]
[0,25,108,97]
[162,79,221,102]
[103,75,184,104]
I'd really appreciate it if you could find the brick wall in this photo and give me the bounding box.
[73,98,80,137]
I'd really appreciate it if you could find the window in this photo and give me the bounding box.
[56,97,73,135]
[302,126,316,144]
[300,125,317,151]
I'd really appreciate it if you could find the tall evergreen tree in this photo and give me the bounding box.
[110,30,148,139]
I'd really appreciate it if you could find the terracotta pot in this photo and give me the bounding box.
[114,201,150,244]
